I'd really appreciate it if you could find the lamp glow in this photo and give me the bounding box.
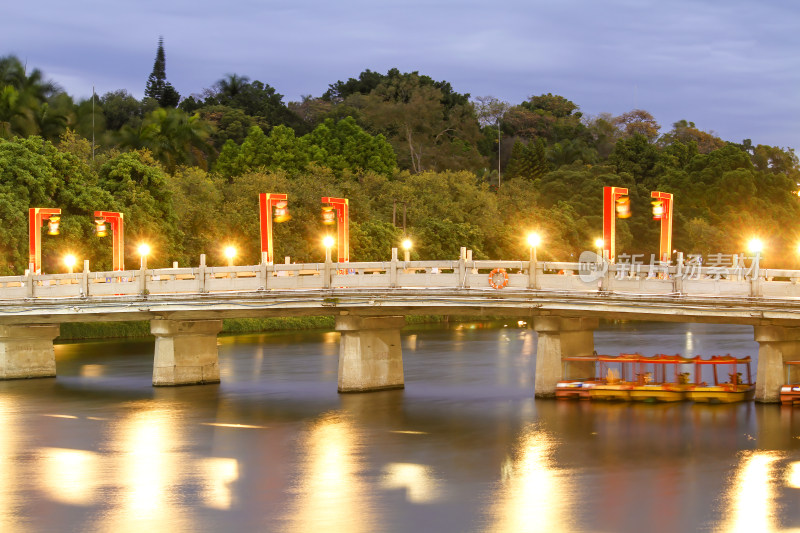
[64,254,76,273]
[138,244,151,257]
[224,246,237,260]
[323,235,335,248]
[527,233,541,248]
[594,238,604,249]
[747,238,763,254]
[402,239,412,250]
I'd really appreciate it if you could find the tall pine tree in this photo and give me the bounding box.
[145,37,180,108]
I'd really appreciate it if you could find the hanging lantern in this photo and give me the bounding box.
[47,216,60,235]
[615,196,631,219]
[94,218,108,237]
[273,200,291,223]
[652,200,664,220]
[322,205,336,225]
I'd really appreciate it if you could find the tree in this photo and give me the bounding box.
[144,37,181,108]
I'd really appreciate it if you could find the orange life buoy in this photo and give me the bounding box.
[489,268,509,289]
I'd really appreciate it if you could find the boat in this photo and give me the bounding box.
[590,353,639,401]
[686,355,754,403]
[555,355,600,400]
[780,360,800,405]
[629,354,693,402]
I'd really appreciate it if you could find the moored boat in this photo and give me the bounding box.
[780,361,800,406]
[686,355,754,403]
[555,355,600,400]
[629,354,693,402]
[590,353,639,401]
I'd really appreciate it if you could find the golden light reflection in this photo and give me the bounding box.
[41,447,98,505]
[787,461,800,488]
[201,422,266,429]
[99,408,189,532]
[716,451,781,533]
[81,364,105,377]
[202,457,239,510]
[284,414,374,533]
[381,462,440,503]
[0,400,19,531]
[486,426,571,533]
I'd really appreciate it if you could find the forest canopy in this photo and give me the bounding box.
[1,50,799,275]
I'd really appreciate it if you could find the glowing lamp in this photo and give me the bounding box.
[95,218,107,237]
[47,216,60,235]
[323,235,335,248]
[747,238,763,254]
[527,233,541,248]
[615,196,631,218]
[402,239,412,250]
[63,254,76,270]
[594,238,604,249]
[274,201,290,223]
[224,246,236,260]
[652,200,664,220]
[138,243,151,257]
[322,205,336,225]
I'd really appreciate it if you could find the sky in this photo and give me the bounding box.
[3,0,800,149]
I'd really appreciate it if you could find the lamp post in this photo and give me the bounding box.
[323,235,334,263]
[64,254,76,274]
[402,238,412,262]
[527,232,541,289]
[138,244,150,270]
[747,238,763,277]
[594,238,604,263]
[224,246,237,267]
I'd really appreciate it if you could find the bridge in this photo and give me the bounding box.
[1,247,799,403]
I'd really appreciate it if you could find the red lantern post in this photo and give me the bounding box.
[94,211,124,271]
[321,197,349,262]
[602,187,629,262]
[650,191,673,263]
[259,193,289,264]
[29,207,62,274]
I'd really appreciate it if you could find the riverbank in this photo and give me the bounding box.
[56,315,467,340]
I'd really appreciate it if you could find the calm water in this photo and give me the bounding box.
[1,321,799,533]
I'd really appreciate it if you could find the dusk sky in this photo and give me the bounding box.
[4,0,799,149]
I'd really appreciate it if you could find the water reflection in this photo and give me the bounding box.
[716,451,782,533]
[381,463,440,503]
[0,398,20,531]
[99,406,190,532]
[202,457,239,510]
[41,447,99,505]
[284,413,373,533]
[486,424,572,532]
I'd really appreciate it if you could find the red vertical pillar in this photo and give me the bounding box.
[95,211,124,271]
[321,197,349,262]
[28,207,61,274]
[259,193,288,264]
[602,187,628,262]
[651,191,673,263]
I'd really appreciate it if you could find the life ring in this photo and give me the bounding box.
[489,268,509,289]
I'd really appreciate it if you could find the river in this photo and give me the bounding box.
[1,320,799,532]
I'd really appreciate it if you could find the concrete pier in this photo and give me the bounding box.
[0,324,60,380]
[336,315,405,392]
[753,325,800,403]
[533,317,598,398]
[151,319,223,386]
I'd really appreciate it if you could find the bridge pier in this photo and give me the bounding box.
[533,317,598,398]
[336,315,405,393]
[0,324,60,380]
[151,319,223,386]
[753,325,800,403]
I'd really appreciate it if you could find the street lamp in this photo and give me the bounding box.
[594,238,604,262]
[224,246,237,267]
[64,254,76,274]
[527,232,541,262]
[323,235,334,263]
[747,238,763,278]
[138,243,151,269]
[402,238,412,262]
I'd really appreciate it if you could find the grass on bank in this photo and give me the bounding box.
[56,315,465,341]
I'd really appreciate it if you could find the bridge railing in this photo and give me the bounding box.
[5,256,800,300]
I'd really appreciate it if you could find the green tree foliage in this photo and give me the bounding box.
[505,138,548,180]
[144,37,181,108]
[303,117,396,175]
